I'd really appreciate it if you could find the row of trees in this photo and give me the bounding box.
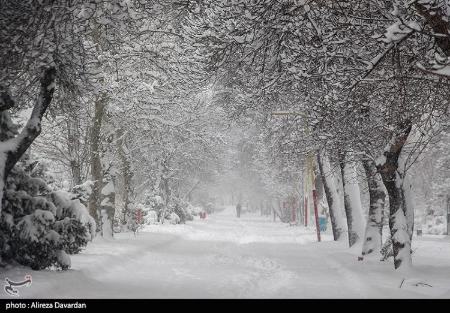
[0,0,228,268]
[182,0,450,269]
[1,0,449,270]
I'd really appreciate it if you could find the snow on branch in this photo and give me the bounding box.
[5,67,56,177]
[348,26,415,92]
[417,61,450,78]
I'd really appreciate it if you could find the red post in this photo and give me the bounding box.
[135,208,143,225]
[312,189,321,242]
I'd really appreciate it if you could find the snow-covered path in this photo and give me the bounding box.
[1,206,450,298]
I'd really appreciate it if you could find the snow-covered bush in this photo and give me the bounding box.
[71,180,94,206]
[134,195,197,226]
[143,195,165,222]
[167,212,180,224]
[172,203,186,223]
[116,201,159,232]
[9,208,61,270]
[0,158,96,270]
[115,202,137,233]
[171,199,194,223]
[424,216,447,235]
[143,209,158,225]
[422,208,447,235]
[186,204,203,217]
[50,191,96,254]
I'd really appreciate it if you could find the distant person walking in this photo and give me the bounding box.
[236,203,242,218]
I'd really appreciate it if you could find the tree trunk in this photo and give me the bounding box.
[377,122,413,269]
[402,173,415,242]
[0,68,56,214]
[414,3,450,56]
[317,151,347,241]
[117,128,132,225]
[88,95,106,225]
[159,159,170,224]
[0,111,17,214]
[66,116,82,186]
[100,179,115,238]
[361,158,386,257]
[340,154,365,247]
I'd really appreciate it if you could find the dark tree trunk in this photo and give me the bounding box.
[67,117,83,186]
[414,3,450,56]
[159,159,170,224]
[377,121,413,269]
[117,128,132,225]
[0,68,56,213]
[100,179,115,238]
[4,68,57,178]
[361,158,386,257]
[88,95,106,224]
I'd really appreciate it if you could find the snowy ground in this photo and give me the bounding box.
[1,206,449,298]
